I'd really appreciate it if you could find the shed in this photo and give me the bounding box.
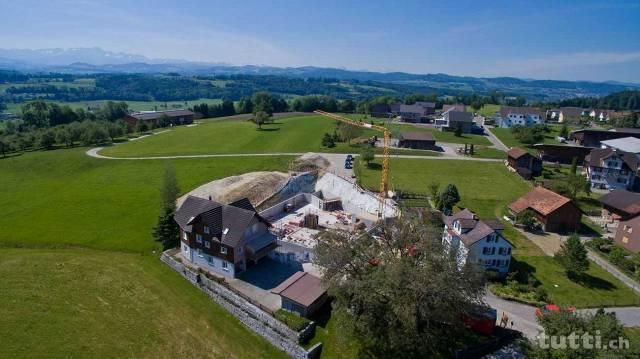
[398,131,436,150]
[508,187,582,233]
[271,271,328,317]
[507,147,542,179]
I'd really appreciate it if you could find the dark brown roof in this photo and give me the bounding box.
[443,104,466,112]
[415,101,436,108]
[400,131,435,142]
[598,190,640,216]
[507,147,529,160]
[499,106,543,118]
[128,109,194,121]
[586,148,639,171]
[559,107,586,118]
[443,209,508,247]
[460,220,496,246]
[271,272,327,307]
[508,187,571,216]
[444,110,474,123]
[174,196,269,247]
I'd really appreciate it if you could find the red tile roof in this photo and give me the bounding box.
[508,186,571,216]
[271,272,326,307]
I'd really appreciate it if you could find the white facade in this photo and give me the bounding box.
[587,154,635,190]
[181,241,237,277]
[442,219,512,275]
[498,112,543,128]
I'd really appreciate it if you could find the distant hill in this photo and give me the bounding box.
[0,47,639,101]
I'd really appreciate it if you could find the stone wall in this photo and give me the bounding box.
[161,252,322,358]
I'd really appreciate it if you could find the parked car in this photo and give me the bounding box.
[346,154,354,161]
[535,304,576,318]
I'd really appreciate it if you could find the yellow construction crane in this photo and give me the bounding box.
[313,110,390,219]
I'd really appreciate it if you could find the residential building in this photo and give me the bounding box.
[398,131,436,150]
[369,104,391,118]
[585,147,639,190]
[615,215,640,253]
[506,147,542,179]
[509,186,582,233]
[271,271,328,317]
[442,209,513,276]
[590,109,614,122]
[174,196,277,278]
[496,106,544,128]
[569,128,640,147]
[556,107,588,123]
[397,104,428,122]
[600,137,640,154]
[414,101,436,115]
[123,109,195,128]
[532,143,592,165]
[442,103,466,113]
[598,189,640,223]
[435,109,474,132]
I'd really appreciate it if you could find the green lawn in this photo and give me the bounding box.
[515,256,640,308]
[0,148,295,357]
[470,147,507,159]
[358,158,530,218]
[490,124,568,151]
[0,248,286,358]
[475,104,501,117]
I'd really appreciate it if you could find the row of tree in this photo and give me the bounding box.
[18,100,128,128]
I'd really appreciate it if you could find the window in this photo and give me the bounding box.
[498,248,505,255]
[507,247,512,255]
[482,247,489,255]
[491,247,496,255]
[204,240,211,249]
[238,247,242,254]
[204,226,210,234]
[505,259,510,267]
[196,234,202,244]
[221,247,227,255]
[207,256,214,266]
[183,232,188,241]
[222,261,228,270]
[197,248,203,257]
[183,244,188,253]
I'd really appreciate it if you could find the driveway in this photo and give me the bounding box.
[483,125,509,151]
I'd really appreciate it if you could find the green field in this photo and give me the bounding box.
[474,104,501,117]
[0,148,297,357]
[4,98,223,114]
[490,124,566,150]
[0,248,286,358]
[358,158,530,218]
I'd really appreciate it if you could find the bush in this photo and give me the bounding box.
[275,309,310,332]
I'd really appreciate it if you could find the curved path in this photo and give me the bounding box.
[86,147,504,162]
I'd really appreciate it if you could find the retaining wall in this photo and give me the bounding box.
[161,252,322,359]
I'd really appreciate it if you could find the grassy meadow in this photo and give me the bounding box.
[4,98,224,114]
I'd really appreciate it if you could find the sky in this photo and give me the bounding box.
[1,0,639,82]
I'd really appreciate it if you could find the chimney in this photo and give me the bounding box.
[208,195,212,201]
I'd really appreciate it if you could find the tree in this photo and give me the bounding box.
[556,234,589,278]
[236,97,254,114]
[38,129,56,150]
[360,146,375,167]
[438,184,460,215]
[518,209,538,231]
[314,212,485,357]
[252,91,275,116]
[153,164,180,250]
[454,123,463,137]
[559,123,569,139]
[338,122,362,144]
[252,111,271,130]
[321,132,336,148]
[106,121,126,142]
[427,182,440,201]
[338,99,356,113]
[0,136,10,157]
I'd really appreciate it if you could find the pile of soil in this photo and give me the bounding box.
[289,153,330,173]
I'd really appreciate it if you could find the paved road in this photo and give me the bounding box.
[86,147,504,162]
[483,125,509,151]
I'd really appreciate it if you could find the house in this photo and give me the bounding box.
[396,104,428,122]
[585,147,639,190]
[590,109,614,122]
[414,101,436,115]
[442,103,466,113]
[598,189,640,223]
[506,147,542,179]
[532,143,592,165]
[556,107,588,123]
[369,104,391,118]
[174,196,277,278]
[496,106,544,128]
[436,109,474,132]
[569,128,640,147]
[600,137,640,154]
[271,271,328,317]
[123,109,195,128]
[442,209,512,276]
[614,215,640,253]
[508,186,582,233]
[398,131,436,150]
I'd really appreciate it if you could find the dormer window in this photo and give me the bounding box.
[204,226,210,234]
[220,247,227,255]
[196,234,202,243]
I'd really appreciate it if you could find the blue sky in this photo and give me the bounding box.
[1,0,639,82]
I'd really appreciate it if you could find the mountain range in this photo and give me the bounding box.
[1,47,638,100]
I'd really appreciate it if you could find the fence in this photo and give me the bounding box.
[161,251,322,359]
[587,248,640,296]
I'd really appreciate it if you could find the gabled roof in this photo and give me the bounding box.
[400,131,434,142]
[415,101,436,108]
[499,106,543,118]
[586,148,639,171]
[601,137,640,154]
[443,209,509,247]
[598,190,640,217]
[507,147,529,160]
[559,107,587,118]
[443,104,466,113]
[399,104,426,115]
[127,109,195,121]
[271,272,327,307]
[444,110,474,123]
[174,196,269,247]
[508,187,572,216]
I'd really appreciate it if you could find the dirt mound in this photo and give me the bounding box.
[289,153,330,173]
[177,171,289,208]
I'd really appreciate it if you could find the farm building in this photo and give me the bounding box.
[506,147,542,179]
[123,109,195,128]
[271,271,328,317]
[614,215,640,253]
[398,131,436,150]
[532,144,593,165]
[598,189,640,223]
[508,186,582,233]
[569,128,640,148]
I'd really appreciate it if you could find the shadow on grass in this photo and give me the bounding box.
[0,152,23,160]
[256,127,281,132]
[308,300,335,328]
[510,258,538,282]
[366,163,382,170]
[573,273,616,290]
